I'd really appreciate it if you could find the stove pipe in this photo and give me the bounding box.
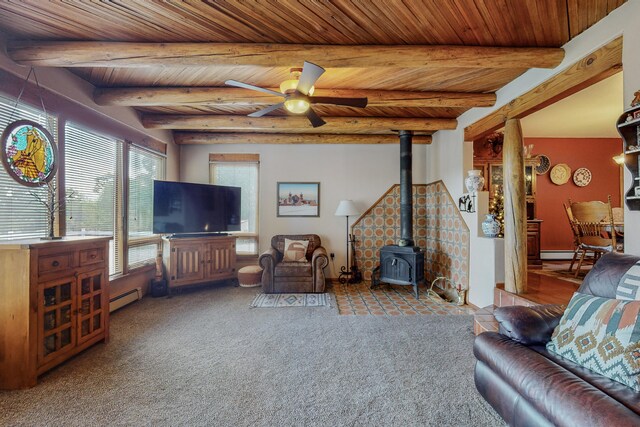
[398,130,414,247]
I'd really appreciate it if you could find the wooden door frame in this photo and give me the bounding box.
[464,37,623,294]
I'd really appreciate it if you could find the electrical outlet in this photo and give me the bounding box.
[330,253,335,259]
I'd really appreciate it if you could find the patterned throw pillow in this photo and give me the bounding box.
[547,292,640,391]
[282,239,309,262]
[617,260,640,300]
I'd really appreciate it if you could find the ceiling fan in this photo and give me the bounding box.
[225,61,368,128]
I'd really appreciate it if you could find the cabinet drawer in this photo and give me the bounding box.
[39,253,74,276]
[526,222,540,232]
[79,248,105,266]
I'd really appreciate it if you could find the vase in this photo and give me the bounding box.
[482,214,501,237]
[465,169,485,193]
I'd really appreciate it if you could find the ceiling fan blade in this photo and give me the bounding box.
[309,96,368,108]
[248,102,285,117]
[305,107,326,128]
[225,80,284,97]
[297,61,325,95]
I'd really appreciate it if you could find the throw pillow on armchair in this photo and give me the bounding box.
[283,238,309,262]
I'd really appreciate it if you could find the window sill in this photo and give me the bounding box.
[110,262,155,282]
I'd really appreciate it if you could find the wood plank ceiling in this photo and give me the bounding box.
[0,0,626,144]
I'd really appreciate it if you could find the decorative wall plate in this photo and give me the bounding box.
[550,163,571,185]
[1,120,57,187]
[573,167,592,187]
[536,155,551,175]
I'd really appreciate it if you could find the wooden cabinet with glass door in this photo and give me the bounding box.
[476,158,539,219]
[0,236,110,390]
[474,158,542,264]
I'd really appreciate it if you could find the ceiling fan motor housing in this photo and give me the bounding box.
[280,68,304,94]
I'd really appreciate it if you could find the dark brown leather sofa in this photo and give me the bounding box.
[259,234,328,293]
[474,252,640,427]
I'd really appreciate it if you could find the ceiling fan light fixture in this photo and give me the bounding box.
[284,98,310,114]
[279,68,314,95]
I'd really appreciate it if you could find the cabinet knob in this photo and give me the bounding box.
[52,260,60,267]
[90,254,97,259]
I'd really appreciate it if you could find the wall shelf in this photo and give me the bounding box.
[617,104,640,210]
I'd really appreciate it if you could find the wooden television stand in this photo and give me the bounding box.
[162,234,237,292]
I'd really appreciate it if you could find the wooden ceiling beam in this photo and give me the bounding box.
[94,87,496,109]
[464,37,622,141]
[8,41,564,69]
[142,115,456,133]
[174,132,432,145]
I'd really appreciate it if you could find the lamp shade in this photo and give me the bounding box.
[613,153,625,165]
[335,200,359,217]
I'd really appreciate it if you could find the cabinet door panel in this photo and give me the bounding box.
[38,277,77,366]
[207,240,236,278]
[77,270,106,344]
[172,244,205,283]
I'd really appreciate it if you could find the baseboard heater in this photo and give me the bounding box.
[109,287,142,312]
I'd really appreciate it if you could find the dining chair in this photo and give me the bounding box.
[611,207,625,251]
[563,202,581,273]
[570,195,616,277]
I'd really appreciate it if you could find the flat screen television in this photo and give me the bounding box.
[152,180,241,235]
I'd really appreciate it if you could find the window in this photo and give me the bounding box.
[0,94,57,240]
[209,154,259,255]
[128,144,165,268]
[65,123,123,275]
[0,94,166,276]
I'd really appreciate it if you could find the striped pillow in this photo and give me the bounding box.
[547,292,640,391]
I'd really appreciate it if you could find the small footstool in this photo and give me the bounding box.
[238,265,263,288]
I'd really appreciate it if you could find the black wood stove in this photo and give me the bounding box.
[371,130,425,298]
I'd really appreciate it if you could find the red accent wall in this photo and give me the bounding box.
[526,137,622,251]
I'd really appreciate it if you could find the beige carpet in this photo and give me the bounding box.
[0,284,502,426]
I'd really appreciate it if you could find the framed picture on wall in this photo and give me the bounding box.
[277,182,320,217]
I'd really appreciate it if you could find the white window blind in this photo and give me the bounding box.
[65,123,122,275]
[128,144,165,268]
[210,160,259,255]
[0,94,57,240]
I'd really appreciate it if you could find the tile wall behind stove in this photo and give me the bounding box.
[352,181,469,289]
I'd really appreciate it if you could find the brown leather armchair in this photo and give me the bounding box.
[259,234,328,293]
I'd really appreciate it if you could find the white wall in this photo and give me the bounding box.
[180,143,427,277]
[461,192,505,308]
[0,38,180,180]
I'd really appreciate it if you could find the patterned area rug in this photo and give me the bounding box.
[250,293,329,308]
[331,282,474,316]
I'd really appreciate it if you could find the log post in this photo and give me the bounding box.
[503,118,527,294]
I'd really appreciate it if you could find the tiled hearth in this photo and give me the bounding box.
[352,181,470,288]
[330,282,475,316]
